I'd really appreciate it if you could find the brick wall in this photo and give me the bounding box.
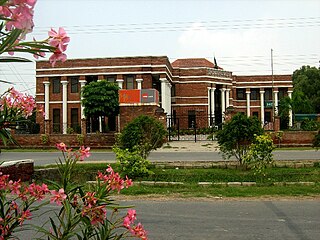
[1,133,115,149]
[270,131,317,147]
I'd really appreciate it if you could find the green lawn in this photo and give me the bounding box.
[36,163,320,198]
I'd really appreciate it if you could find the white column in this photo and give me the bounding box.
[220,88,226,122]
[116,79,124,89]
[288,90,293,127]
[160,78,168,113]
[79,80,86,119]
[136,78,143,90]
[61,80,68,134]
[208,87,215,126]
[274,90,279,116]
[260,90,265,126]
[43,81,50,120]
[246,89,251,117]
[167,82,172,117]
[99,117,102,132]
[226,89,230,108]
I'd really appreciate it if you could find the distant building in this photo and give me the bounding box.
[35,56,293,134]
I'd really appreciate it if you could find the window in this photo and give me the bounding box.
[71,108,79,130]
[265,111,271,123]
[265,88,272,101]
[105,75,116,83]
[51,77,60,93]
[53,109,61,133]
[188,110,196,128]
[69,77,79,93]
[236,89,245,100]
[126,76,134,89]
[85,75,98,84]
[250,88,260,100]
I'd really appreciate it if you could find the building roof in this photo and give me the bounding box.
[171,58,216,68]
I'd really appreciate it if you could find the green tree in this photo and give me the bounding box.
[117,115,167,159]
[216,113,264,165]
[292,65,320,113]
[82,80,119,131]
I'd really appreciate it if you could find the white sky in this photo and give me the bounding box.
[1,0,319,95]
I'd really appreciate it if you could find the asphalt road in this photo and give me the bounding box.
[13,199,320,240]
[0,150,319,166]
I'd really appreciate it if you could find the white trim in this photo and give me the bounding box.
[37,64,158,71]
[236,81,292,84]
[173,75,232,81]
[173,80,232,85]
[235,85,293,88]
[171,103,209,106]
[37,70,174,83]
[119,103,160,107]
[174,96,208,99]
[36,93,45,96]
[234,106,262,109]
[37,101,81,104]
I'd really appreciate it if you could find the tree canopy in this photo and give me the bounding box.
[82,80,120,118]
[216,113,264,164]
[292,65,320,113]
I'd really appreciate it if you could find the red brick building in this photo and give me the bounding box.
[35,56,293,134]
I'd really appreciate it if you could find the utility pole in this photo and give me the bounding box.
[271,49,275,123]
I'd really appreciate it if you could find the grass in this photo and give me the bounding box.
[120,184,320,198]
[35,162,320,198]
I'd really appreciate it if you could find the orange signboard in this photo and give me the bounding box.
[119,89,141,103]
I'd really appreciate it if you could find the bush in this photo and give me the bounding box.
[313,131,320,150]
[244,134,275,176]
[216,113,264,165]
[118,115,167,158]
[113,147,153,179]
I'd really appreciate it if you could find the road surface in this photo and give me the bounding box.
[13,199,320,240]
[0,150,319,166]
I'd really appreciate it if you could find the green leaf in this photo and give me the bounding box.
[0,56,32,62]
[0,28,22,54]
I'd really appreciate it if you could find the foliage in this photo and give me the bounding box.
[275,131,283,148]
[243,134,275,176]
[216,113,264,165]
[0,143,148,239]
[40,134,49,145]
[113,147,153,179]
[76,134,85,145]
[82,80,120,118]
[0,88,35,146]
[313,131,320,150]
[292,65,320,113]
[117,115,167,158]
[300,119,320,131]
[278,97,291,129]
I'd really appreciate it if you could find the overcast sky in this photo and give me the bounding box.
[1,0,319,95]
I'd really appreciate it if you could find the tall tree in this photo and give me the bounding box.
[292,65,320,113]
[82,80,119,131]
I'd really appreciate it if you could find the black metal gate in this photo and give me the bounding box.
[167,114,219,142]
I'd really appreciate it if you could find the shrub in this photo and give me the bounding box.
[313,131,320,150]
[243,134,275,177]
[113,147,153,179]
[40,134,49,145]
[117,115,167,158]
[216,113,264,165]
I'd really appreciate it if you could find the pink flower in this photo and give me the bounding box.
[49,51,67,67]
[56,142,67,152]
[130,223,148,240]
[79,146,90,161]
[18,209,32,225]
[50,188,67,205]
[48,27,70,52]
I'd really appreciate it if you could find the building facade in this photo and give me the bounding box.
[35,56,293,134]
